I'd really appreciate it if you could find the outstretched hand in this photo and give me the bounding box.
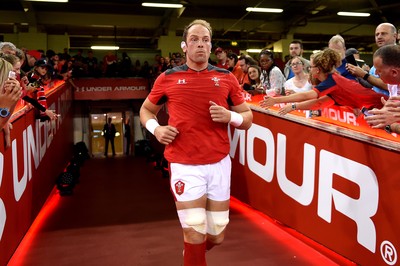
[259,96,276,109]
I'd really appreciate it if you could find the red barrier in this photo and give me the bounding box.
[0,83,74,265]
[230,109,400,266]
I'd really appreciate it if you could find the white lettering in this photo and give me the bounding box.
[230,124,379,253]
[321,108,358,126]
[12,131,28,202]
[80,86,113,92]
[246,124,274,182]
[228,126,246,165]
[317,150,378,252]
[27,125,40,181]
[276,133,316,206]
[114,86,146,91]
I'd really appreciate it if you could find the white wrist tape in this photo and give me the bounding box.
[229,111,243,127]
[145,119,160,135]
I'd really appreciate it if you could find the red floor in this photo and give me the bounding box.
[8,156,354,266]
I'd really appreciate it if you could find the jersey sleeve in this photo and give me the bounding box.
[147,73,167,105]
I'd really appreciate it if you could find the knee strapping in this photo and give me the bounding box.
[206,210,229,235]
[177,208,207,234]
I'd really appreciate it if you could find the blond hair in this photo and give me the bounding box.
[0,58,13,89]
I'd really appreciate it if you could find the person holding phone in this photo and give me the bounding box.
[345,48,373,88]
[346,23,398,96]
[0,58,22,130]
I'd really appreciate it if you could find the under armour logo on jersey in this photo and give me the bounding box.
[177,79,187,84]
[211,77,220,87]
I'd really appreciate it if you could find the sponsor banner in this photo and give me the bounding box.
[230,110,400,266]
[0,84,74,266]
[73,78,149,100]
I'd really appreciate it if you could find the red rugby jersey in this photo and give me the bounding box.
[148,64,245,164]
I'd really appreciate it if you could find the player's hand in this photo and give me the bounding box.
[209,101,230,124]
[154,125,179,145]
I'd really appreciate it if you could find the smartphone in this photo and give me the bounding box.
[345,54,358,66]
[361,107,372,117]
[8,70,16,79]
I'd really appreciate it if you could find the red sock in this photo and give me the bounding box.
[183,241,207,266]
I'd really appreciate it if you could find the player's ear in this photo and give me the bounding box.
[181,41,187,53]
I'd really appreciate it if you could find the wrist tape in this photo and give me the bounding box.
[145,119,160,135]
[229,111,243,127]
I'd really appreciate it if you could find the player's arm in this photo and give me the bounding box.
[140,98,179,145]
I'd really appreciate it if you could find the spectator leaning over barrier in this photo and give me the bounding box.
[346,23,398,96]
[1,54,58,121]
[26,59,56,121]
[0,58,22,130]
[260,48,388,116]
[364,45,400,134]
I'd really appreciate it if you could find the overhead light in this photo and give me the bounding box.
[231,41,238,46]
[25,0,68,2]
[246,7,283,13]
[337,11,370,17]
[142,2,183,8]
[91,46,119,50]
[246,49,262,53]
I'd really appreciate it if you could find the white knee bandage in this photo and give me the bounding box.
[177,208,207,235]
[206,210,229,235]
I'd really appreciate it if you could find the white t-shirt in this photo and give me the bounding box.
[284,78,312,93]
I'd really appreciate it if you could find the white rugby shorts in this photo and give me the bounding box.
[170,155,231,202]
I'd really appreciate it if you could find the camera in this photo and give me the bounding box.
[8,71,16,79]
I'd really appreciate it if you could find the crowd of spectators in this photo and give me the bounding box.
[0,21,398,136]
[206,22,399,136]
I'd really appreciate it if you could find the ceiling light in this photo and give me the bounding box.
[25,0,68,2]
[142,2,183,8]
[337,11,370,17]
[246,7,283,13]
[246,49,262,53]
[91,46,119,50]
